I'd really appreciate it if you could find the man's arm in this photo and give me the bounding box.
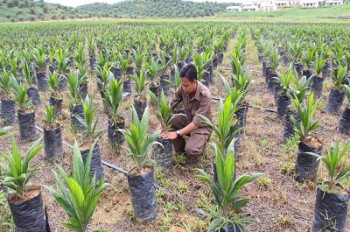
[161,122,198,140]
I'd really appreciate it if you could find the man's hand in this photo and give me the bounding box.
[161,131,178,140]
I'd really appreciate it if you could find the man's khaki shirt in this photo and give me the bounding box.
[170,82,212,131]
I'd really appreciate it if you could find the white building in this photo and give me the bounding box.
[325,0,343,6]
[226,6,242,11]
[259,2,277,10]
[300,0,319,7]
[241,2,258,11]
[274,0,290,7]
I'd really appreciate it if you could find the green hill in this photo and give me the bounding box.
[77,0,232,18]
[0,0,90,22]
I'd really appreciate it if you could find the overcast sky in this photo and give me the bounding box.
[44,0,238,7]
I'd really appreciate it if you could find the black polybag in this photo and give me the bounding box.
[44,127,63,160]
[295,141,322,182]
[27,86,41,106]
[152,137,172,170]
[312,187,350,232]
[1,99,15,126]
[18,111,37,141]
[107,120,125,145]
[8,189,49,232]
[127,168,157,223]
[327,88,345,114]
[80,142,104,181]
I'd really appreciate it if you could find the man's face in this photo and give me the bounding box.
[181,77,197,95]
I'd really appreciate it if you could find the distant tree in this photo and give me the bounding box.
[51,14,57,20]
[30,16,35,21]
[15,10,23,16]
[13,0,18,7]
[30,8,36,15]
[7,1,14,8]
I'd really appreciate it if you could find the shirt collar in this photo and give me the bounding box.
[191,81,201,101]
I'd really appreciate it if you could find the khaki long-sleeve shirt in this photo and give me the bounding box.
[170,82,212,129]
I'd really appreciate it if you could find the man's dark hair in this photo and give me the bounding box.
[180,63,197,82]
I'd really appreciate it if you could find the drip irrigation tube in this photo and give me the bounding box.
[211,96,277,113]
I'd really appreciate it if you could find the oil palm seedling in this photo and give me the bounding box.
[310,53,327,98]
[23,60,41,106]
[75,96,104,181]
[273,69,293,118]
[327,65,348,114]
[133,48,144,76]
[45,141,109,232]
[55,48,70,90]
[301,46,315,79]
[132,69,148,120]
[67,71,84,132]
[307,142,350,232]
[33,48,49,91]
[196,141,262,232]
[43,105,63,160]
[193,51,212,86]
[76,62,89,100]
[266,47,280,92]
[120,54,133,95]
[119,106,161,222]
[48,71,63,117]
[11,80,37,141]
[291,92,322,182]
[103,76,125,145]
[158,51,171,95]
[284,74,311,141]
[150,90,175,170]
[0,137,48,231]
[146,57,162,98]
[0,70,15,125]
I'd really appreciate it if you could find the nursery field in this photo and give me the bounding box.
[1,21,350,232]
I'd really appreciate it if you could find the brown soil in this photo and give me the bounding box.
[303,136,323,149]
[80,141,94,151]
[18,108,35,115]
[8,187,40,203]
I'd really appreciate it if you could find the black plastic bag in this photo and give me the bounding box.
[127,168,157,223]
[327,88,345,114]
[49,97,62,118]
[284,109,299,140]
[152,137,172,170]
[310,76,325,99]
[36,72,49,91]
[274,92,291,118]
[80,142,104,181]
[160,75,171,95]
[58,76,67,91]
[266,68,277,92]
[295,141,322,182]
[294,63,303,77]
[1,99,15,126]
[18,111,37,142]
[44,126,63,160]
[111,67,121,80]
[123,78,132,95]
[70,104,85,132]
[312,187,350,232]
[303,70,313,79]
[8,188,49,232]
[107,120,125,144]
[338,107,350,135]
[150,86,159,99]
[80,83,88,100]
[322,61,331,78]
[219,223,244,232]
[133,100,147,120]
[236,103,249,130]
[27,86,41,106]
